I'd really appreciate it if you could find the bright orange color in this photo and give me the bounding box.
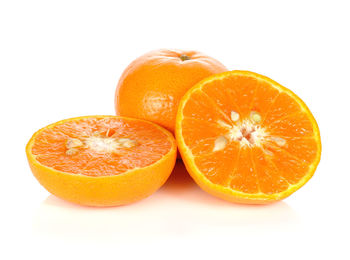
[26,115,177,207]
[115,49,227,133]
[176,71,321,204]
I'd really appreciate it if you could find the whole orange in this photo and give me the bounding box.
[115,49,227,132]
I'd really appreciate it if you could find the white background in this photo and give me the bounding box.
[1,0,349,259]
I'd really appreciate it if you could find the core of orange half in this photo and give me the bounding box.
[26,116,177,207]
[176,71,321,204]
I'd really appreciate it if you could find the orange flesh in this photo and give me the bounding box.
[180,73,320,195]
[32,117,172,177]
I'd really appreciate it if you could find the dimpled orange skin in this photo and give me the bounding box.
[26,116,177,207]
[115,49,227,133]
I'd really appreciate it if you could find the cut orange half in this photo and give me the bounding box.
[176,71,321,204]
[26,116,177,207]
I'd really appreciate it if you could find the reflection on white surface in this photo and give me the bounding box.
[32,161,300,243]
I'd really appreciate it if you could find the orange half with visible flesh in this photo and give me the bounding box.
[176,71,321,204]
[26,116,177,207]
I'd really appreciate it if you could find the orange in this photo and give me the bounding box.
[176,71,321,204]
[26,115,177,207]
[115,49,227,133]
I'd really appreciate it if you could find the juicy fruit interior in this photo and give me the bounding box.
[180,73,320,195]
[31,117,172,176]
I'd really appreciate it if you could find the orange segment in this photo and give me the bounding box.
[263,92,302,125]
[176,70,321,204]
[181,117,226,154]
[26,116,177,206]
[229,147,259,194]
[194,142,240,186]
[265,145,311,184]
[251,147,290,194]
[182,89,230,123]
[267,112,315,138]
[200,78,243,119]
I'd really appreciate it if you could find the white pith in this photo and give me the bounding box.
[214,111,286,152]
[84,136,122,153]
[65,132,137,155]
[225,119,267,147]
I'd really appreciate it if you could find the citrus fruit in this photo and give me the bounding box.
[26,115,177,207]
[176,71,321,204]
[115,49,227,133]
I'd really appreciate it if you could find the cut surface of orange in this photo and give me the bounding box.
[26,116,177,207]
[176,71,321,204]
